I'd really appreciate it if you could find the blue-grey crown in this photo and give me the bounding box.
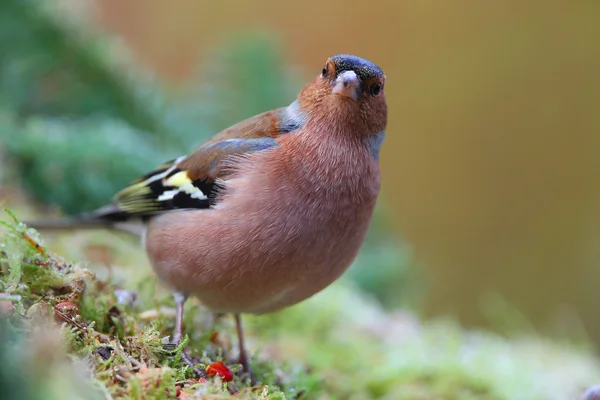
[330,54,384,81]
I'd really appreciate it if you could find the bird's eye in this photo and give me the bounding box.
[370,82,383,96]
[321,65,328,77]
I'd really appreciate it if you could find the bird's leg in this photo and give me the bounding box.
[169,292,209,379]
[234,314,250,374]
[172,292,188,345]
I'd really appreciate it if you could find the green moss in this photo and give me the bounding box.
[0,211,319,399]
[2,208,600,399]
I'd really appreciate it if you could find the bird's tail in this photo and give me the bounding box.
[24,205,143,235]
[24,217,115,231]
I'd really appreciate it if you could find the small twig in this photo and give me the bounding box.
[228,382,240,395]
[231,386,268,398]
[1,210,45,255]
[54,307,87,332]
[180,351,209,380]
[113,369,130,384]
[21,232,45,255]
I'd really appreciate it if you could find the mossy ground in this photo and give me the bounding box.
[1,205,599,399]
[0,209,309,399]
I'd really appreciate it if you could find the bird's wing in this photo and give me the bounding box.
[93,107,301,222]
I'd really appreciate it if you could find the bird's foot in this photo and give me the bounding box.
[233,313,256,384]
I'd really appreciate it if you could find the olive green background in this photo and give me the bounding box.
[86,0,600,344]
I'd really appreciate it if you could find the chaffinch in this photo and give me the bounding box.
[30,54,387,374]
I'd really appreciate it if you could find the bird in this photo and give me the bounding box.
[28,54,388,375]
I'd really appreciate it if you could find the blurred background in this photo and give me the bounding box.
[2,0,600,398]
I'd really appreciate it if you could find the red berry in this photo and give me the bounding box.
[205,361,233,382]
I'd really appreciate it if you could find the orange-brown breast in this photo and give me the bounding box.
[144,125,380,314]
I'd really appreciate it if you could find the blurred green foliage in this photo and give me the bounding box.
[0,0,165,133]
[0,0,415,315]
[0,325,32,400]
[0,0,411,310]
[0,114,166,212]
[0,0,298,214]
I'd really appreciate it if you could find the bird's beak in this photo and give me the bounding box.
[332,70,362,101]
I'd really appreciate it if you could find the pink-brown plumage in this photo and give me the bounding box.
[29,54,387,373]
[145,101,382,314]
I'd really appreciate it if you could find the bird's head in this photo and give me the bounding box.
[298,54,387,135]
